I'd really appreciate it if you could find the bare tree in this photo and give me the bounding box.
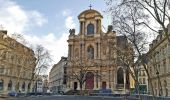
[29,45,52,92]
[11,33,29,45]
[105,1,156,99]
[116,40,137,90]
[105,0,170,99]
[11,33,53,91]
[67,58,96,95]
[106,0,170,42]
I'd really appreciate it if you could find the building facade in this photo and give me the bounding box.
[33,75,48,93]
[43,78,48,93]
[35,79,43,93]
[147,23,170,96]
[66,9,130,93]
[49,57,67,93]
[0,30,36,93]
[135,55,148,94]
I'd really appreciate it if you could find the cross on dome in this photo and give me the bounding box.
[89,4,92,10]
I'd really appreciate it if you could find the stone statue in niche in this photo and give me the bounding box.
[107,25,113,32]
[69,29,75,36]
[88,47,94,59]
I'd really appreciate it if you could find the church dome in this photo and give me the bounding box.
[78,9,103,19]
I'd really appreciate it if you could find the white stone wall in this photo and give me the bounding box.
[148,29,170,96]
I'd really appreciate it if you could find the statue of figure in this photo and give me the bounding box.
[72,29,75,35]
[107,25,113,32]
[69,29,75,35]
[69,29,72,35]
[88,47,94,59]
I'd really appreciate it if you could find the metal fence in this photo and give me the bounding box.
[129,94,170,100]
[90,93,170,100]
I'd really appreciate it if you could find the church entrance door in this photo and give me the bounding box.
[85,72,94,89]
[74,82,77,90]
[102,81,106,89]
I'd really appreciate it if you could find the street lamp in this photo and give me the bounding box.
[156,71,161,96]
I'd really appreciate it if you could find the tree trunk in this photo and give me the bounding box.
[80,83,83,95]
[141,62,156,100]
[147,72,156,100]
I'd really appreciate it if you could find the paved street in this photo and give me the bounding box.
[1,95,127,100]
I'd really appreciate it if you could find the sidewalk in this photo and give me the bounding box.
[0,93,8,98]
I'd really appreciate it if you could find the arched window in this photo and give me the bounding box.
[117,68,124,84]
[28,83,31,92]
[0,79,4,91]
[87,46,94,59]
[8,80,12,90]
[22,82,25,91]
[87,23,94,35]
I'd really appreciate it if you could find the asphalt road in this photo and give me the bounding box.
[1,95,127,100]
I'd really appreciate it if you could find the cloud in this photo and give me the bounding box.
[28,11,48,27]
[0,0,47,34]
[62,9,76,29]
[62,9,71,16]
[24,33,68,62]
[24,32,68,74]
[65,16,76,29]
[0,0,76,74]
[0,0,61,73]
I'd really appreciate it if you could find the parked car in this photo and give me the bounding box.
[26,92,43,96]
[8,91,20,97]
[58,90,64,95]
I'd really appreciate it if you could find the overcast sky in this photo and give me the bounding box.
[0,0,112,73]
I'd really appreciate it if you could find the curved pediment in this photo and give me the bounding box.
[78,9,103,19]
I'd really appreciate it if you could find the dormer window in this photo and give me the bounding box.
[87,23,94,35]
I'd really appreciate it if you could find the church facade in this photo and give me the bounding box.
[66,9,130,93]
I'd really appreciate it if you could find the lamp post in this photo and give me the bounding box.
[58,78,61,93]
[156,71,161,96]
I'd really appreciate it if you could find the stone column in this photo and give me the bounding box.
[25,82,28,92]
[98,20,101,33]
[80,21,83,34]
[80,43,82,59]
[109,70,111,88]
[68,45,71,60]
[83,43,85,59]
[94,75,97,89]
[4,79,8,92]
[77,82,80,90]
[110,68,114,90]
[96,70,99,89]
[114,69,117,89]
[83,21,86,34]
[13,81,16,91]
[96,19,98,34]
[124,69,126,94]
[99,43,101,59]
[96,43,98,59]
[99,69,102,89]
[72,45,74,59]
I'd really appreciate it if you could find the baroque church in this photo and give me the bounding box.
[66,8,130,93]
